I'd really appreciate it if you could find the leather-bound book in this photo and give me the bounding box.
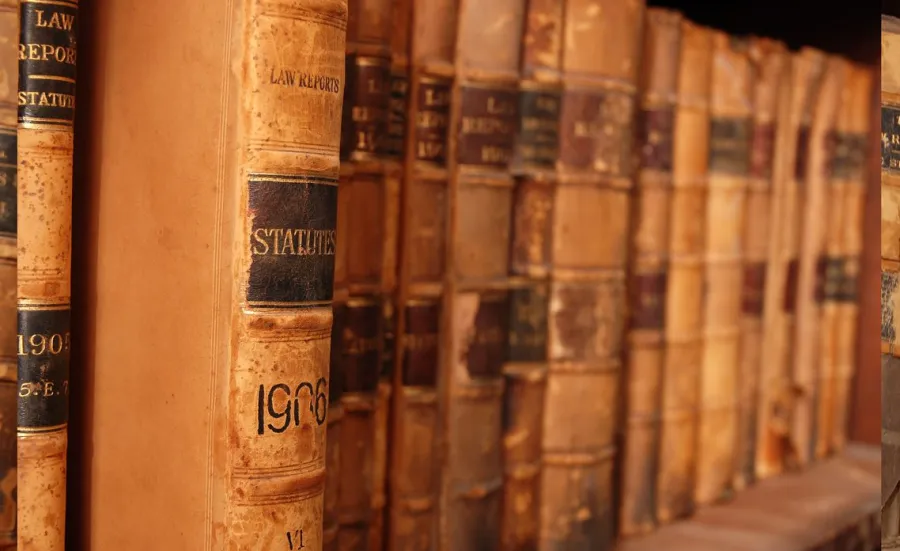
[501,0,562,548]
[619,7,680,537]
[387,0,455,547]
[540,0,643,548]
[756,49,825,478]
[17,0,77,547]
[338,0,396,547]
[793,52,843,467]
[0,1,14,547]
[76,0,347,548]
[828,64,871,454]
[695,31,752,507]
[439,0,524,547]
[656,19,712,524]
[733,38,787,491]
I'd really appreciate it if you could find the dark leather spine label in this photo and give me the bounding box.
[883,106,900,171]
[18,1,78,128]
[456,85,518,167]
[17,307,70,429]
[329,302,346,403]
[466,292,509,378]
[385,71,408,158]
[832,132,866,180]
[246,174,337,308]
[515,88,560,169]
[884,271,899,343]
[0,130,16,238]
[638,107,674,171]
[741,262,766,316]
[838,257,859,303]
[381,299,395,380]
[342,300,381,393]
[511,179,553,272]
[814,255,829,303]
[795,125,811,180]
[784,259,799,313]
[750,123,776,180]
[341,55,391,158]
[507,283,549,363]
[709,117,752,175]
[559,89,635,175]
[822,256,845,302]
[415,77,451,163]
[629,271,666,330]
[401,301,440,387]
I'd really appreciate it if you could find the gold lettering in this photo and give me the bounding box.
[18,42,76,64]
[417,110,447,129]
[486,96,514,116]
[35,10,75,31]
[461,116,512,135]
[250,228,337,256]
[417,140,444,159]
[17,91,76,109]
[481,145,510,164]
[472,327,505,346]
[345,335,380,355]
[404,333,438,352]
[424,86,450,107]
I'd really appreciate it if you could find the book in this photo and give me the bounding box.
[75,0,347,547]
[17,0,77,547]
[619,6,681,536]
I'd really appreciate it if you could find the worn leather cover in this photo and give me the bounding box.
[500,0,561,549]
[619,7,680,537]
[694,31,752,507]
[656,19,711,525]
[77,0,347,549]
[756,49,825,479]
[733,37,786,491]
[387,0,455,548]
[793,52,843,468]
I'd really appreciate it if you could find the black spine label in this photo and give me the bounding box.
[0,130,15,238]
[709,117,752,175]
[883,106,900,172]
[457,85,519,167]
[507,283,549,362]
[381,299,395,380]
[341,300,381,393]
[515,88,560,169]
[629,270,666,330]
[415,77,451,163]
[385,72,408,158]
[401,301,440,387]
[341,55,391,159]
[18,1,78,127]
[638,107,674,172]
[18,307,70,429]
[246,174,337,308]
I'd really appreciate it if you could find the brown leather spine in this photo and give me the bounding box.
[439,1,524,548]
[829,64,871,454]
[0,2,15,547]
[500,1,562,549]
[756,49,824,478]
[733,38,785,491]
[656,20,711,524]
[540,1,643,549]
[694,33,752,506]
[338,0,396,547]
[388,0,455,548]
[619,8,680,537]
[17,0,76,547]
[793,52,842,467]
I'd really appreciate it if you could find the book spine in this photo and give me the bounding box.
[734,38,785,490]
[338,0,395,546]
[656,20,711,524]
[695,33,751,506]
[0,2,15,548]
[387,0,456,548]
[225,1,346,549]
[16,0,77,547]
[620,7,680,536]
[501,0,562,548]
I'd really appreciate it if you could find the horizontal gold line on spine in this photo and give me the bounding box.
[257,5,346,32]
[562,75,636,94]
[232,460,323,478]
[354,56,391,68]
[0,127,14,135]
[548,360,620,374]
[453,477,503,500]
[17,302,70,311]
[452,381,503,400]
[24,0,77,8]
[29,75,76,84]
[18,423,67,434]
[231,488,323,506]
[247,173,337,186]
[342,394,377,411]
[398,387,437,403]
[393,496,435,514]
[502,363,547,380]
[454,280,510,292]
[244,300,332,309]
[457,76,518,90]
[551,267,626,281]
[520,80,562,92]
[246,139,337,153]
[346,296,379,307]
[456,174,515,188]
[19,120,74,131]
[542,446,617,466]
[557,174,632,189]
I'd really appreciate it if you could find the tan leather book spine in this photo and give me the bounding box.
[756,49,824,478]
[338,0,396,547]
[439,0,525,547]
[793,52,842,467]
[829,64,871,454]
[695,31,752,507]
[0,2,15,547]
[16,0,76,547]
[619,7,680,536]
[501,0,562,549]
[387,0,455,548]
[656,20,711,524]
[733,38,786,490]
[540,1,643,548]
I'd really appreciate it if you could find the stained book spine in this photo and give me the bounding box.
[226,1,346,549]
[619,8,680,536]
[16,0,76,547]
[387,0,455,548]
[656,20,711,524]
[733,38,785,490]
[338,0,396,547]
[499,1,561,549]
